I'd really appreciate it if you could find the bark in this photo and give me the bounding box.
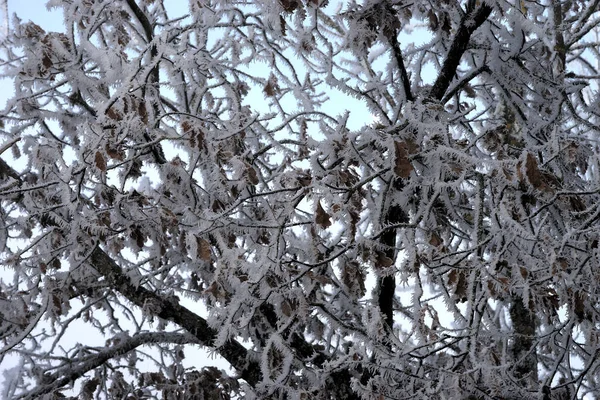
[429,3,493,101]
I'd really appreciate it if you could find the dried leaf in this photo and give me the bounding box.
[447,268,458,284]
[315,200,331,228]
[280,0,299,12]
[130,226,145,249]
[427,10,438,31]
[263,74,279,97]
[105,144,124,161]
[197,237,212,261]
[375,251,394,269]
[138,100,148,124]
[450,269,468,302]
[574,290,586,321]
[519,267,528,279]
[280,15,287,36]
[24,22,45,39]
[342,260,366,298]
[204,281,224,299]
[51,258,61,270]
[51,293,63,316]
[463,82,476,98]
[106,106,122,121]
[280,299,294,317]
[246,163,259,185]
[394,141,413,178]
[212,199,225,212]
[81,378,100,400]
[429,231,442,247]
[525,152,550,192]
[94,151,107,171]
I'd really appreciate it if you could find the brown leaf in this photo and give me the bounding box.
[342,260,366,298]
[105,144,124,161]
[52,293,63,316]
[427,10,438,31]
[212,199,225,212]
[525,152,551,192]
[429,231,442,247]
[394,141,413,178]
[42,54,52,70]
[204,282,226,300]
[441,12,452,34]
[463,82,476,98]
[24,22,45,39]
[94,151,107,171]
[106,106,123,121]
[569,196,585,211]
[246,162,259,185]
[197,237,212,261]
[375,251,394,269]
[450,269,468,302]
[448,269,458,285]
[487,280,497,298]
[280,0,299,12]
[130,226,145,249]
[138,101,148,124]
[51,258,61,270]
[519,267,528,279]
[574,290,586,321]
[280,15,287,36]
[315,200,331,228]
[280,299,295,317]
[263,74,279,97]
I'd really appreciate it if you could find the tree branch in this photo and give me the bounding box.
[429,3,493,101]
[18,332,198,400]
[88,246,261,386]
[0,156,363,398]
[387,30,414,102]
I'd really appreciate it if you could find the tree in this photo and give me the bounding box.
[1,0,600,398]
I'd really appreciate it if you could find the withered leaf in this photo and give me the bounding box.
[429,231,443,247]
[246,163,259,185]
[280,15,287,36]
[342,260,366,298]
[138,101,148,124]
[427,10,438,31]
[105,144,124,161]
[525,152,550,192]
[263,74,279,97]
[394,141,413,178]
[519,267,528,279]
[94,151,107,171]
[280,299,296,317]
[315,200,331,228]
[280,0,300,12]
[574,290,586,321]
[52,293,63,316]
[51,258,61,270]
[130,226,145,249]
[449,269,468,302]
[375,251,394,269]
[197,237,212,261]
[106,106,122,121]
[212,199,225,212]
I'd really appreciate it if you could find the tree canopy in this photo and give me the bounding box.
[1,0,600,398]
